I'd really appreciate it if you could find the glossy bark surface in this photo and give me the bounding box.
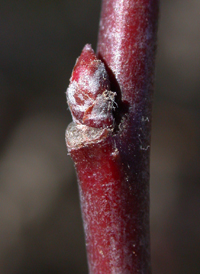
[66,0,159,273]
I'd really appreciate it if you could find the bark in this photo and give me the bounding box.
[66,0,159,273]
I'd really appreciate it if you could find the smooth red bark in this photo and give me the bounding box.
[66,0,159,273]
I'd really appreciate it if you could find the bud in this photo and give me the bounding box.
[66,44,116,128]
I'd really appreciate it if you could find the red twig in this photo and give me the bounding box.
[66,0,159,273]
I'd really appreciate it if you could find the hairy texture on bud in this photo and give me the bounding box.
[66,44,116,128]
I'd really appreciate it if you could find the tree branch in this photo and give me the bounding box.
[66,0,159,273]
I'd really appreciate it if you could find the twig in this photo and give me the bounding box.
[66,0,159,273]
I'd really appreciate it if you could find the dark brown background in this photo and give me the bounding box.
[0,1,199,273]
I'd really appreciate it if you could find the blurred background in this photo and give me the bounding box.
[0,0,199,273]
